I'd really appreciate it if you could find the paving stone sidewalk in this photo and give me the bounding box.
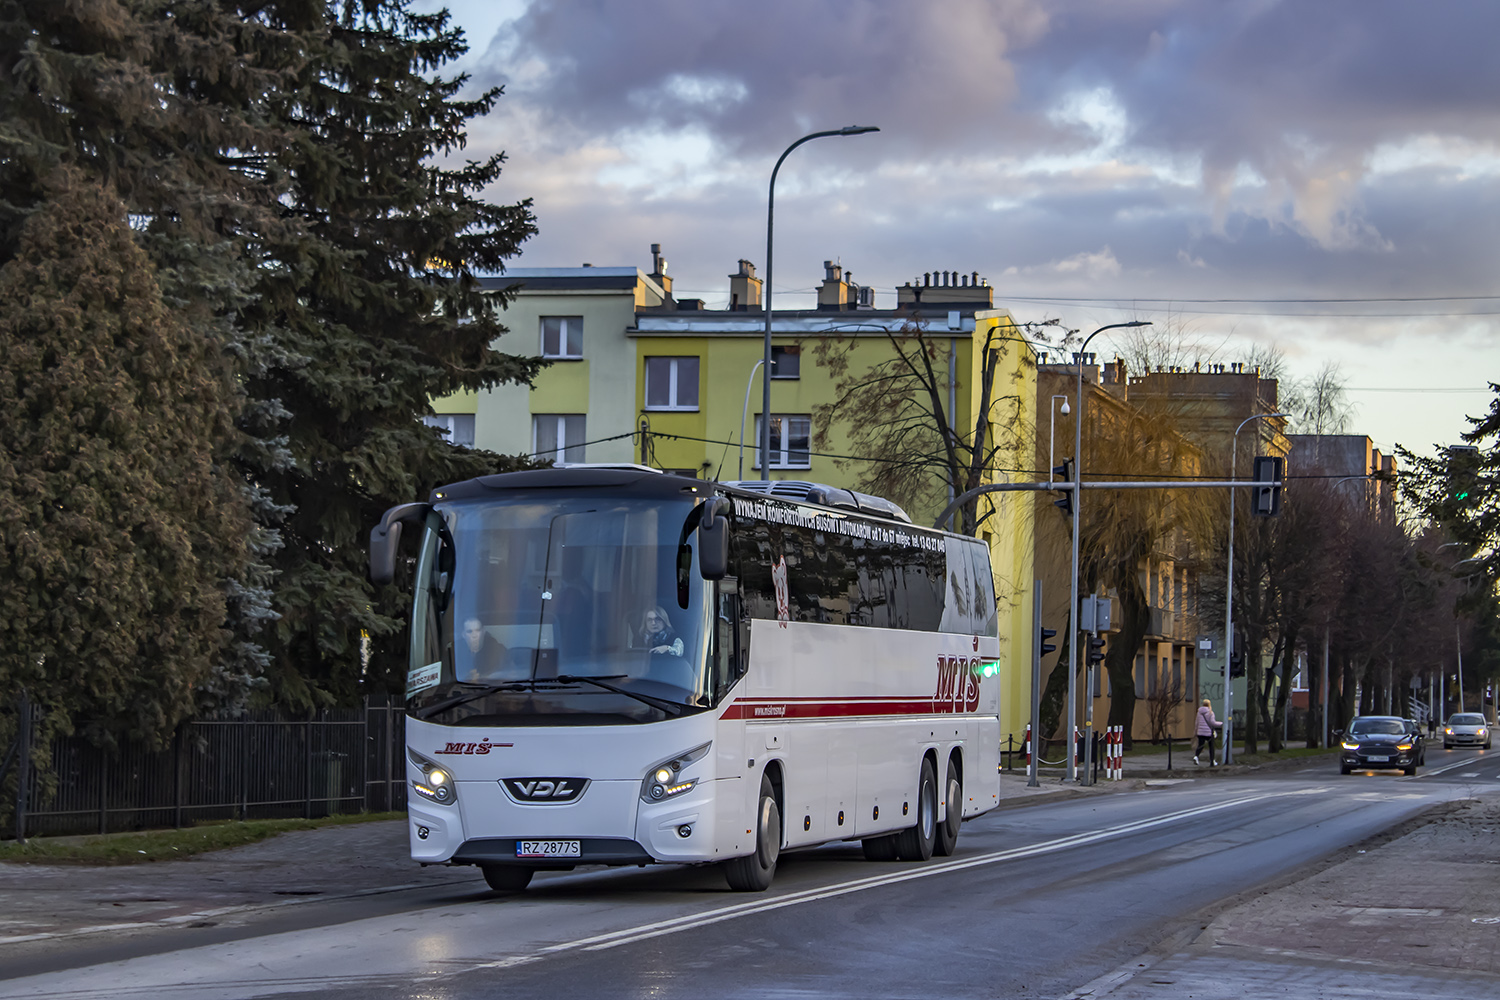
[1202,795,1500,976]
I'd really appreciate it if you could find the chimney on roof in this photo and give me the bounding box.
[818,260,848,310]
[729,259,762,312]
[649,243,672,295]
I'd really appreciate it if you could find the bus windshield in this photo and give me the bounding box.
[407,494,711,726]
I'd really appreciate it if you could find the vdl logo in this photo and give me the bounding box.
[502,777,590,803]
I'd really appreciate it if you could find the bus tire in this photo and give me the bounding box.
[894,759,937,862]
[725,774,780,891]
[861,834,899,860]
[481,865,533,892]
[934,764,962,857]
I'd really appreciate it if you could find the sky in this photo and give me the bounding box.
[425,0,1499,461]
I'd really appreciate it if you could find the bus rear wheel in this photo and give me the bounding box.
[481,865,533,892]
[934,765,961,857]
[894,759,937,862]
[725,774,780,891]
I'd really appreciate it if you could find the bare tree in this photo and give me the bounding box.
[810,318,1065,535]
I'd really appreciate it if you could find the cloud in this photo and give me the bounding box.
[437,0,1500,454]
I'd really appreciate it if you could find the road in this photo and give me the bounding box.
[3,747,1498,1000]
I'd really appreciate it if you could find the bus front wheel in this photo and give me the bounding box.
[934,765,961,857]
[894,759,937,862]
[725,774,780,891]
[481,865,533,892]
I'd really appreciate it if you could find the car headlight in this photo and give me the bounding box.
[641,742,711,803]
[1397,743,1413,751]
[1445,728,1454,734]
[409,748,458,805]
[1341,741,1359,750]
[1478,728,1488,737]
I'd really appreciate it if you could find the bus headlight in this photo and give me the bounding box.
[409,748,458,806]
[641,742,712,803]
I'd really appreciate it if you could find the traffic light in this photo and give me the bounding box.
[1447,445,1480,505]
[1039,625,1058,658]
[1229,651,1245,678]
[1086,636,1106,666]
[1053,459,1073,516]
[1252,456,1283,517]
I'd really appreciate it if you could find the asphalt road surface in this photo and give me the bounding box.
[4,747,1498,1000]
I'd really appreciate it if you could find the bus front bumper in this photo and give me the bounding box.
[408,778,726,867]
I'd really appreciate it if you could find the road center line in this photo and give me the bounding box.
[475,791,1279,966]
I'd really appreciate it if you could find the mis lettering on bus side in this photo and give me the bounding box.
[933,656,982,713]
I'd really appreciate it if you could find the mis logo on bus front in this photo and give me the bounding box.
[933,655,982,713]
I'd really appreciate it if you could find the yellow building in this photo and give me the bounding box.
[436,250,1038,740]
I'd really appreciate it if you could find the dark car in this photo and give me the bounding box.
[1340,716,1421,775]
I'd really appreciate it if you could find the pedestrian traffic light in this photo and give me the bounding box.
[1053,459,1073,516]
[1086,636,1106,666]
[1252,456,1283,517]
[1447,445,1480,505]
[1039,625,1058,658]
[1229,651,1245,678]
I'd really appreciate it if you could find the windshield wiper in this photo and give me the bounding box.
[412,681,532,720]
[555,674,684,717]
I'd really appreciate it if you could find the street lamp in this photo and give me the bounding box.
[1047,395,1071,483]
[760,125,879,481]
[1068,322,1149,782]
[1221,410,1289,764]
[738,359,765,480]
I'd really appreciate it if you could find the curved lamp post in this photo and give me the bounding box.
[1069,322,1149,783]
[760,126,879,480]
[1221,410,1288,764]
[738,359,765,480]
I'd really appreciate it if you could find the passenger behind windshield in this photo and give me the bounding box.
[458,616,510,680]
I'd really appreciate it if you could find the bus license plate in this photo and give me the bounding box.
[517,840,580,858]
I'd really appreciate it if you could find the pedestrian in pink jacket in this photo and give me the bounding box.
[1194,699,1223,766]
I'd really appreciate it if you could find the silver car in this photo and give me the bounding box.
[1442,713,1492,749]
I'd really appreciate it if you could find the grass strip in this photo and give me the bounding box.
[0,812,406,866]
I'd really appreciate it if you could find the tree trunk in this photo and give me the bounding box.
[1106,586,1150,749]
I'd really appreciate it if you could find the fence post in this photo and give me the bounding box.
[239,714,249,822]
[99,746,108,835]
[384,696,395,812]
[173,725,184,830]
[304,717,313,820]
[14,694,31,843]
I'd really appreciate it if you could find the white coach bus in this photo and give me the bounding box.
[369,467,1001,892]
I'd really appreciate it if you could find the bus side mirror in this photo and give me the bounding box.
[698,499,729,581]
[369,503,430,584]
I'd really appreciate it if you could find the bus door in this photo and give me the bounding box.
[713,577,750,848]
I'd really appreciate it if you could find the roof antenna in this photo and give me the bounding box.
[711,431,733,483]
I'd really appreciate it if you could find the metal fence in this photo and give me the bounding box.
[4,696,407,840]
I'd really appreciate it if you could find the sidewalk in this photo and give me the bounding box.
[0,820,475,945]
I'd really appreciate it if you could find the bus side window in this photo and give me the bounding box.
[714,577,746,700]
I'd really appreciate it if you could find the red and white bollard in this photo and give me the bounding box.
[1022,724,1033,767]
[1107,726,1124,780]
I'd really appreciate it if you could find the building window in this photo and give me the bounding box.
[533,414,586,465]
[771,345,800,379]
[423,414,475,447]
[644,356,700,410]
[540,316,583,359]
[754,414,812,469]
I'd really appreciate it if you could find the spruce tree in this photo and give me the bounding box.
[236,0,542,707]
[0,171,249,744]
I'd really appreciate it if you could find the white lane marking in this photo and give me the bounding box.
[1416,757,1485,778]
[1460,773,1482,778]
[474,792,1281,964]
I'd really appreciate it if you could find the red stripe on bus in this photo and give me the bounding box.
[720,699,981,720]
